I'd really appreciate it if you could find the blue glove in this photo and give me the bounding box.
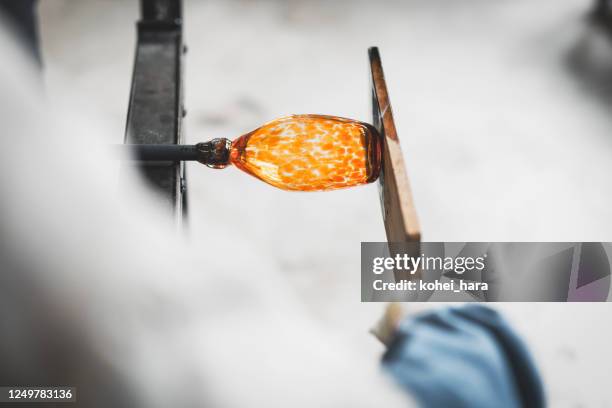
[383,305,545,408]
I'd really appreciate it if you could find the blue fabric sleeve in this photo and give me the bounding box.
[382,305,545,408]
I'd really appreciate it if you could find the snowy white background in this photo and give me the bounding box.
[38,0,612,406]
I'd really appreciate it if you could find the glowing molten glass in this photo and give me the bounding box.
[229,115,381,191]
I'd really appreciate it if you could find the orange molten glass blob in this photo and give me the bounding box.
[229,115,382,191]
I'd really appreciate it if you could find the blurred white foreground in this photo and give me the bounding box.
[0,23,413,407]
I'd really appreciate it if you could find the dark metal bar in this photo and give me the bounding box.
[124,0,186,219]
[141,0,182,22]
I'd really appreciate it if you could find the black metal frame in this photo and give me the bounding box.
[124,0,187,221]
